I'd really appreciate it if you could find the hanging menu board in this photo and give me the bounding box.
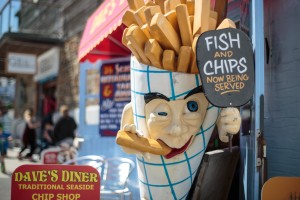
[196,28,254,107]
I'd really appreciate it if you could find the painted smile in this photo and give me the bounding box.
[162,137,193,159]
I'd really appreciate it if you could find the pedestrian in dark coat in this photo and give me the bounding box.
[53,105,77,146]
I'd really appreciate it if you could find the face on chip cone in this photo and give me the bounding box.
[130,56,219,199]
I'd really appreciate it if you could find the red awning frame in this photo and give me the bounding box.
[78,0,131,62]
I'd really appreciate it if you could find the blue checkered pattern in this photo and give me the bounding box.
[130,56,220,200]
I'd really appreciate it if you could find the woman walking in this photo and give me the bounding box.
[18,108,39,161]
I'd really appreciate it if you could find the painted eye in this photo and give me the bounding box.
[187,101,198,112]
[158,112,168,116]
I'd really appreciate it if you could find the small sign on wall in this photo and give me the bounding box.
[7,53,36,74]
[34,47,60,82]
[11,165,100,200]
[99,60,131,136]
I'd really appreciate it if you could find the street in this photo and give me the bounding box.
[0,148,38,200]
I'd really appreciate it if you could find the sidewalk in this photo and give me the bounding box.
[0,148,40,200]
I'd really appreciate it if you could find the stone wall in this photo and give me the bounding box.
[57,35,80,109]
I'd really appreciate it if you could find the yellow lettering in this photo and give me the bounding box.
[50,170,58,182]
[32,193,54,200]
[62,170,69,182]
[23,172,31,181]
[57,194,80,200]
[214,52,220,58]
[90,173,98,182]
[220,51,227,57]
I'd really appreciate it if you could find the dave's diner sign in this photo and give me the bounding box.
[196,28,254,107]
[11,165,100,200]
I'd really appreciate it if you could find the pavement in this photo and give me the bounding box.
[0,148,40,200]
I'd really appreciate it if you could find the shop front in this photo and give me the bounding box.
[77,0,268,199]
[77,0,131,157]
[0,33,62,118]
[77,0,139,196]
[34,47,60,122]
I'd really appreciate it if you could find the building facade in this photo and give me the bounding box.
[0,0,102,118]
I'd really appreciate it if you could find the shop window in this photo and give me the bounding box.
[85,69,100,125]
[86,69,100,96]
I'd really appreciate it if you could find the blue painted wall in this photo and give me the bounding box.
[264,0,300,177]
[78,58,140,198]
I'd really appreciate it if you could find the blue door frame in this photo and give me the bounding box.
[239,0,264,199]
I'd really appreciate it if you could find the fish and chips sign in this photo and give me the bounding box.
[196,28,254,107]
[11,165,100,200]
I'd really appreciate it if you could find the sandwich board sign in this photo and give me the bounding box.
[196,28,254,107]
[11,165,100,200]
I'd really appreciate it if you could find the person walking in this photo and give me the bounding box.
[18,108,40,161]
[0,123,11,173]
[53,105,77,146]
[0,107,12,158]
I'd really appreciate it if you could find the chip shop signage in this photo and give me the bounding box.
[11,165,100,200]
[196,28,254,107]
[34,47,60,82]
[7,53,36,74]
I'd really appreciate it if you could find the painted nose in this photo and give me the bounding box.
[168,124,188,136]
[167,100,188,136]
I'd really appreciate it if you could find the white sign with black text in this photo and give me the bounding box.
[7,53,36,74]
[34,47,60,82]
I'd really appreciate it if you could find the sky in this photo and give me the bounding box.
[0,0,20,35]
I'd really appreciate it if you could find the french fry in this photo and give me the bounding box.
[144,5,162,25]
[193,0,210,36]
[189,16,194,30]
[122,0,230,73]
[189,53,197,73]
[134,6,147,27]
[192,34,200,53]
[116,130,172,156]
[145,39,163,68]
[162,50,176,71]
[127,41,142,62]
[209,11,218,31]
[127,0,145,11]
[210,10,218,20]
[190,34,200,73]
[126,25,151,65]
[217,18,236,30]
[145,0,156,6]
[208,17,217,30]
[164,0,171,13]
[122,10,137,27]
[122,27,129,46]
[149,13,181,54]
[186,0,195,15]
[165,10,179,33]
[177,46,192,73]
[154,0,165,14]
[176,4,193,46]
[169,0,181,11]
[141,24,152,38]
